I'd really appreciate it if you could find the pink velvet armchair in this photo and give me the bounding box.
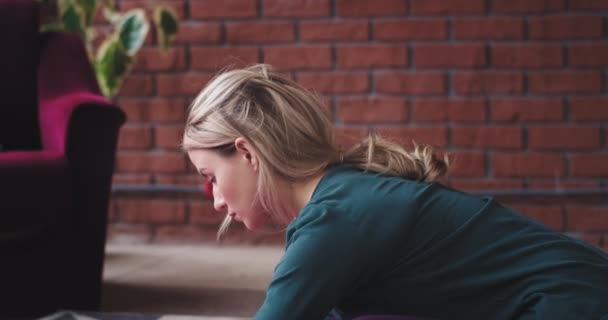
[0,0,125,318]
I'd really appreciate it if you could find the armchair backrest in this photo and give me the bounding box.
[0,0,41,151]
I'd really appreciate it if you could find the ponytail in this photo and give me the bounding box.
[340,134,449,183]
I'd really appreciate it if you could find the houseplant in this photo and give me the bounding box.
[39,0,179,98]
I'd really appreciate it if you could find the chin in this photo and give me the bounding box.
[242,220,260,231]
[242,217,268,231]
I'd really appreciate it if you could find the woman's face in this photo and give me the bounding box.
[187,138,269,230]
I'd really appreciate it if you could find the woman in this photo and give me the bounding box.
[181,64,608,320]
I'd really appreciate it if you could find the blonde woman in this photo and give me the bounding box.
[182,64,608,320]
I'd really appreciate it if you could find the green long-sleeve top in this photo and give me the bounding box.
[255,165,608,320]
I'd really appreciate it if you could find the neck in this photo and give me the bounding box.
[290,171,326,216]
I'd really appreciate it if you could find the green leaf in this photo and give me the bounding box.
[75,0,97,26]
[154,6,179,51]
[118,9,149,56]
[102,5,121,24]
[61,3,86,35]
[94,35,133,98]
[40,22,64,33]
[100,0,115,10]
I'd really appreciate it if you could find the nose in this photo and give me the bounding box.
[212,186,227,212]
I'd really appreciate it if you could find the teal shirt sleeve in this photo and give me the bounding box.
[255,204,373,320]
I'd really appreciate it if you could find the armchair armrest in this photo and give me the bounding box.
[36,33,126,311]
[38,92,123,153]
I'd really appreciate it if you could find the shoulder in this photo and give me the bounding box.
[307,165,428,217]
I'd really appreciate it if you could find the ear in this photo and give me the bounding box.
[234,137,259,171]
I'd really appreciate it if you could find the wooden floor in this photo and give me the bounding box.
[101,243,283,318]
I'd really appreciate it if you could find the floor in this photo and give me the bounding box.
[101,243,284,318]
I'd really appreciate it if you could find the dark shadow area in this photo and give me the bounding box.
[101,281,265,317]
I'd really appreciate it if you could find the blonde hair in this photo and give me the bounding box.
[182,64,449,235]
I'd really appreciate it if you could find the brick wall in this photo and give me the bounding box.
[108,0,608,249]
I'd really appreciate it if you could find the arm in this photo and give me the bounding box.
[255,204,374,320]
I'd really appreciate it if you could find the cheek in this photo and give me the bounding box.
[203,181,213,198]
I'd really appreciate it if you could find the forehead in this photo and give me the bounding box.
[187,148,222,169]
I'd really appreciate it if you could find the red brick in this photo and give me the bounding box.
[91,25,113,52]
[120,0,186,19]
[226,22,295,43]
[116,151,187,173]
[569,44,608,67]
[336,96,407,123]
[492,44,563,68]
[132,47,186,72]
[174,22,221,44]
[336,0,406,16]
[92,6,108,24]
[112,173,152,185]
[570,0,608,10]
[118,75,154,96]
[570,97,608,121]
[414,44,486,68]
[528,179,600,190]
[567,206,608,231]
[452,126,522,149]
[264,45,332,70]
[449,178,523,191]
[155,125,184,149]
[117,199,186,223]
[528,71,601,94]
[157,73,214,96]
[376,71,446,95]
[190,46,260,71]
[337,44,408,68]
[449,151,486,177]
[453,17,523,40]
[490,98,564,122]
[374,19,447,40]
[263,0,329,17]
[117,99,146,122]
[492,152,565,177]
[412,98,486,122]
[570,154,608,177]
[376,127,448,147]
[336,126,368,147]
[511,205,564,230]
[301,20,369,41]
[155,174,201,185]
[190,201,224,224]
[410,0,485,14]
[118,125,153,149]
[298,72,369,94]
[190,0,256,18]
[117,98,186,122]
[492,0,565,13]
[528,16,603,40]
[453,72,523,95]
[528,126,600,150]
